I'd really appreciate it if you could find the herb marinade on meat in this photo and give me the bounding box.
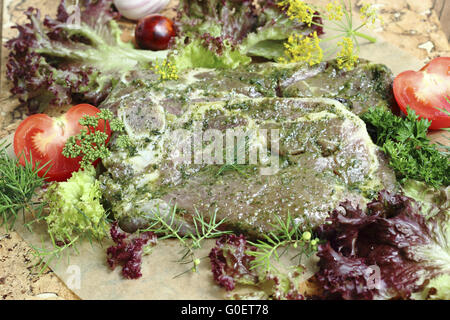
[99,59,397,238]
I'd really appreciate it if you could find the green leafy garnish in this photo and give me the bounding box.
[278,0,380,70]
[44,166,109,242]
[0,141,50,229]
[362,107,450,187]
[247,213,320,273]
[435,95,450,133]
[62,109,129,169]
[30,234,80,276]
[142,205,232,276]
[31,166,110,274]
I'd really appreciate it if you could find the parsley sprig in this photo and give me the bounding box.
[62,109,132,169]
[362,107,450,187]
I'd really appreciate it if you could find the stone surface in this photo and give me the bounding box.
[0,228,79,300]
[0,0,449,300]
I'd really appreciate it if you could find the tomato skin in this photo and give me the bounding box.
[393,57,450,130]
[135,15,175,51]
[14,104,111,182]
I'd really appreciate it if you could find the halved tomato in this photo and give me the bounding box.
[393,57,450,130]
[14,104,111,182]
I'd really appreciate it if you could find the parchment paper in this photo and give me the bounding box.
[3,12,448,300]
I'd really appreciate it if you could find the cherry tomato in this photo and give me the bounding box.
[393,57,450,130]
[135,14,175,51]
[14,104,111,182]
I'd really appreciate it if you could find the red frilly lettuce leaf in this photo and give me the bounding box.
[209,234,307,300]
[209,234,259,291]
[5,0,166,113]
[106,222,157,279]
[314,190,450,300]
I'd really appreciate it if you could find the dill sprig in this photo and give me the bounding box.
[435,95,450,134]
[0,141,50,230]
[246,213,320,273]
[30,232,80,276]
[29,210,111,276]
[217,135,253,177]
[216,163,251,177]
[278,0,382,70]
[142,205,232,276]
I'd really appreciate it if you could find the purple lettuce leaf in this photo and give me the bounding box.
[209,234,259,291]
[106,222,157,279]
[314,190,450,300]
[5,0,166,113]
[209,234,308,300]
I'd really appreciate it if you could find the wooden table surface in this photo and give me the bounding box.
[0,0,449,300]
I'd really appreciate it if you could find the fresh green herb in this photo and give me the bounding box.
[435,95,450,133]
[62,109,131,168]
[31,166,110,275]
[217,135,252,177]
[362,106,450,187]
[30,233,80,276]
[0,141,50,229]
[247,213,320,273]
[44,166,110,242]
[142,205,232,276]
[216,164,251,178]
[152,59,179,81]
[278,0,381,70]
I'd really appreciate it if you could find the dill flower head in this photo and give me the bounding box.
[325,1,344,21]
[279,31,323,66]
[278,0,315,26]
[360,3,382,25]
[336,37,358,70]
[153,59,179,81]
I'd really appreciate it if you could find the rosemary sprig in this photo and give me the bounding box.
[0,141,50,230]
[246,212,320,274]
[142,205,232,276]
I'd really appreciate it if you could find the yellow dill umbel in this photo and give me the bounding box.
[278,0,315,26]
[279,31,323,66]
[152,59,179,81]
[325,1,344,21]
[336,37,358,70]
[360,3,382,25]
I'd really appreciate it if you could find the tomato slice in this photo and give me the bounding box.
[14,104,111,182]
[393,57,450,130]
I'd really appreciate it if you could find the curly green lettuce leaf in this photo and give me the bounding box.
[6,0,167,113]
[45,166,109,242]
[172,38,251,70]
[173,0,323,70]
[418,274,450,300]
[402,180,450,218]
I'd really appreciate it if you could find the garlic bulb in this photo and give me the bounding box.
[113,0,170,21]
